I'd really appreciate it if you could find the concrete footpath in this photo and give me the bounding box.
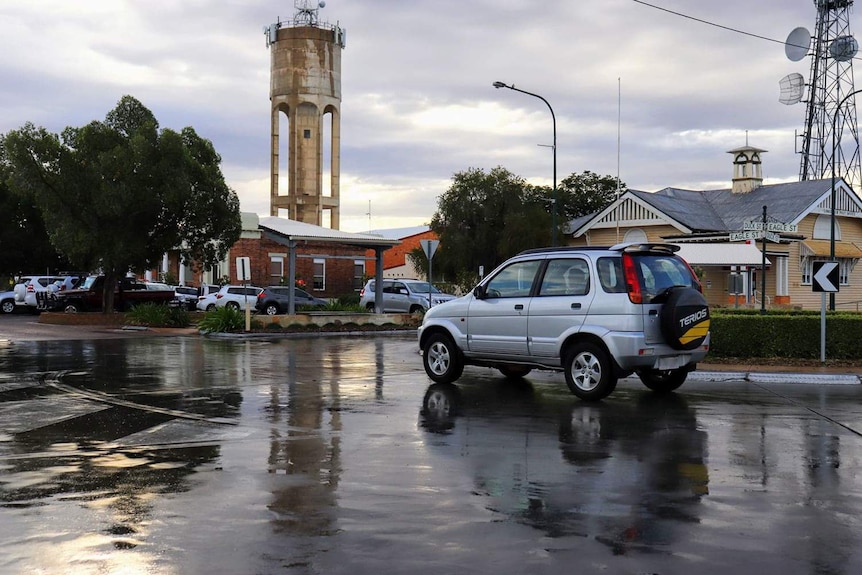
[693,361,862,384]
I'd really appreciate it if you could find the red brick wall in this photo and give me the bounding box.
[230,237,365,297]
[366,230,437,276]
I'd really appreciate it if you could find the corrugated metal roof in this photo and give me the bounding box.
[259,216,400,247]
[672,243,770,266]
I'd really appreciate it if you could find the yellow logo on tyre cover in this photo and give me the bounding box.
[679,318,710,345]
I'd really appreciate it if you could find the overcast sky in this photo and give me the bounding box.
[1,1,822,232]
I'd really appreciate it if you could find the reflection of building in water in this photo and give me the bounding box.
[266,339,342,538]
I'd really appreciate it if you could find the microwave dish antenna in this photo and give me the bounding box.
[785,27,811,61]
[779,73,806,105]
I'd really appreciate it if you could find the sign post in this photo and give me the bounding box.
[236,257,252,331]
[420,239,440,310]
[812,260,839,362]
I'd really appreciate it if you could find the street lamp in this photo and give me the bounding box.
[493,81,558,246]
[830,87,862,310]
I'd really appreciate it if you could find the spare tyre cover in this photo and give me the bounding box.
[660,287,710,351]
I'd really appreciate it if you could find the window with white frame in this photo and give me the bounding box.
[802,257,853,285]
[313,259,325,291]
[270,256,285,283]
[353,260,365,290]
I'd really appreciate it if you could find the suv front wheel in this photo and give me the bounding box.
[636,368,688,393]
[422,332,464,384]
[563,342,617,401]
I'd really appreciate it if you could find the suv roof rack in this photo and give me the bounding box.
[517,246,612,256]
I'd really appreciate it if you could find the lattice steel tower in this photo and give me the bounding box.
[794,0,861,191]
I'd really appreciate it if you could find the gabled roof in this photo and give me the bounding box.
[571,178,851,237]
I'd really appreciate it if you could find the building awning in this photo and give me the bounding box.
[671,243,770,266]
[800,240,862,258]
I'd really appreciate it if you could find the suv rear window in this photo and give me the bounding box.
[632,254,698,302]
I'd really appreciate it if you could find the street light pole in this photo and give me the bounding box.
[493,81,557,246]
[830,87,862,311]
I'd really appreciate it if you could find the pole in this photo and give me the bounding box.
[493,82,557,246]
[761,205,767,315]
[830,87,862,311]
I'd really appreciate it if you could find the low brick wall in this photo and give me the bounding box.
[258,312,416,328]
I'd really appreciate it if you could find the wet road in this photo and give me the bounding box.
[1,317,862,574]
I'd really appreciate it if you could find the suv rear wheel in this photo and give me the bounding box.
[422,332,464,384]
[637,368,688,393]
[264,303,280,315]
[563,342,617,401]
[1,299,14,314]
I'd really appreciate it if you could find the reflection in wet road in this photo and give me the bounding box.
[1,334,862,573]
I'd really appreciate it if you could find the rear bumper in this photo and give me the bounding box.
[606,332,710,371]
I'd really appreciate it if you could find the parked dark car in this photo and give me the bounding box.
[255,286,328,315]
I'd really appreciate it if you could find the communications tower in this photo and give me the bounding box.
[264,1,347,228]
[785,0,861,191]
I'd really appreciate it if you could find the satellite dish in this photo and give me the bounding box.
[785,27,811,61]
[779,73,806,105]
[830,35,859,62]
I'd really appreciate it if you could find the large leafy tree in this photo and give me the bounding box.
[4,95,241,311]
[415,167,625,291]
[424,167,552,286]
[0,136,71,284]
[552,170,625,221]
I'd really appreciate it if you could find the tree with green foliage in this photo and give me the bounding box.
[416,167,624,290]
[553,170,625,222]
[422,167,551,286]
[4,95,241,312]
[0,137,72,285]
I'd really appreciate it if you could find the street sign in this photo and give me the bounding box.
[420,239,439,260]
[729,230,780,243]
[743,221,798,233]
[812,261,839,293]
[235,257,251,281]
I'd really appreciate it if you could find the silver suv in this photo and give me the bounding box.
[418,243,710,401]
[360,279,456,313]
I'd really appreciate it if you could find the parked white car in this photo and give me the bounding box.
[196,292,220,312]
[214,285,263,310]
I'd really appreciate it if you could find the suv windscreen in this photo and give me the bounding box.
[405,282,440,294]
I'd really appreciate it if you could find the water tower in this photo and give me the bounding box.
[264,1,346,228]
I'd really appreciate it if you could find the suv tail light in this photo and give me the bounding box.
[216,293,224,299]
[257,292,265,299]
[26,284,34,293]
[621,253,643,304]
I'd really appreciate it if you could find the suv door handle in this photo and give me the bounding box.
[514,304,524,310]
[571,303,581,310]
[649,309,658,316]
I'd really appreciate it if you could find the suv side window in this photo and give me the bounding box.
[485,260,541,298]
[539,259,590,296]
[597,257,626,293]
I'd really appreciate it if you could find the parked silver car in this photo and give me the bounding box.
[418,243,711,401]
[359,279,456,313]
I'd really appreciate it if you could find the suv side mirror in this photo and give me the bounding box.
[473,285,486,299]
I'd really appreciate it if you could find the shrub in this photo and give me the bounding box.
[197,306,245,333]
[125,303,190,328]
[709,310,862,360]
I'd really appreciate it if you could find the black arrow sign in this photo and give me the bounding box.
[812,261,839,293]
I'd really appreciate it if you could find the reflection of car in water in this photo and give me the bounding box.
[420,381,709,553]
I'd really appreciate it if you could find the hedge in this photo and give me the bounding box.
[708,310,862,359]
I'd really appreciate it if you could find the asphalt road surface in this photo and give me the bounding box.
[1,314,862,574]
